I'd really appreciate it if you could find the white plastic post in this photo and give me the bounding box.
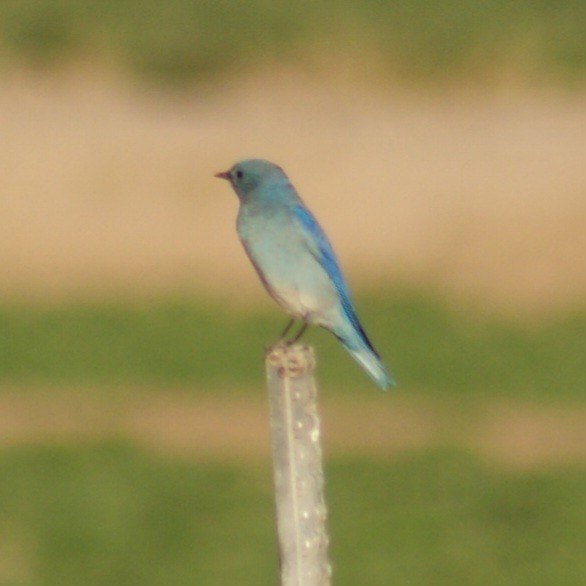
[265,344,331,586]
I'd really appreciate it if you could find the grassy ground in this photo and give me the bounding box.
[2,5,585,581]
[1,295,584,584]
[0,441,585,586]
[0,0,585,86]
[1,292,584,401]
[2,8,585,575]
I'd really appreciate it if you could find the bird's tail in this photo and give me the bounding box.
[340,330,395,390]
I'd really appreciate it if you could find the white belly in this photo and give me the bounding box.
[243,241,339,324]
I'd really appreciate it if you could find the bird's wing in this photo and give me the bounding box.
[291,204,379,356]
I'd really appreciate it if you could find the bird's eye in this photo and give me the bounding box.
[236,170,243,179]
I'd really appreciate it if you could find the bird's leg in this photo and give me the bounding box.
[277,319,295,342]
[288,322,308,345]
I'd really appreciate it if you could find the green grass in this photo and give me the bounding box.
[0,442,585,586]
[0,0,585,86]
[0,291,585,401]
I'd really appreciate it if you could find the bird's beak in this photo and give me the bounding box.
[214,170,231,180]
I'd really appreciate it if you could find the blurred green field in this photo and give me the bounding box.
[0,441,584,586]
[1,291,584,401]
[2,3,585,581]
[0,0,585,86]
[1,296,584,584]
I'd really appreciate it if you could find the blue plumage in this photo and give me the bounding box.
[215,159,394,389]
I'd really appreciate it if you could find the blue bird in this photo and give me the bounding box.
[215,159,394,390]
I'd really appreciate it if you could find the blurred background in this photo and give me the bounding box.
[1,1,585,584]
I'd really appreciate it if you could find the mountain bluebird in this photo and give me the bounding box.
[215,159,394,390]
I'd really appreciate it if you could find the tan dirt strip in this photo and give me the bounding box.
[1,73,585,311]
[0,394,584,468]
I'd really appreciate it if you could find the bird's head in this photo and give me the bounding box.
[215,159,287,201]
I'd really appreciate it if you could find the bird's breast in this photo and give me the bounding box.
[237,208,338,322]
